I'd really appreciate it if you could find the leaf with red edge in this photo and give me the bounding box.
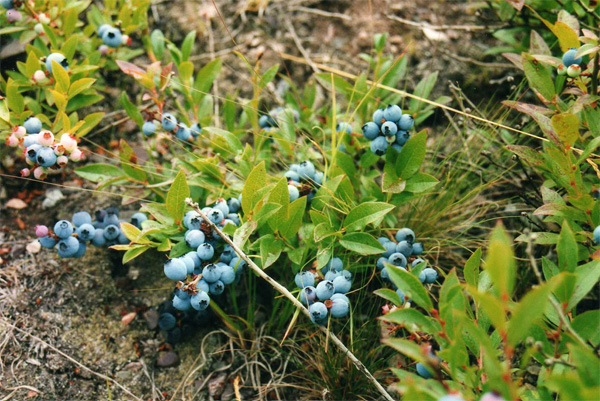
[116,60,146,79]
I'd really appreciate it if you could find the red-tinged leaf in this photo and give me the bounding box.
[502,53,523,70]
[506,145,545,166]
[505,0,524,10]
[116,60,146,79]
[503,101,561,146]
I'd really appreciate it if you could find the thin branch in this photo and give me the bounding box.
[184,198,395,401]
[289,6,352,21]
[386,14,503,31]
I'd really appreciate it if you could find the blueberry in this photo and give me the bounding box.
[422,268,438,284]
[333,272,351,294]
[370,136,389,156]
[218,264,236,285]
[289,164,300,172]
[412,242,424,255]
[76,223,96,242]
[398,114,414,131]
[184,211,202,230]
[330,298,350,318]
[328,257,344,273]
[166,327,182,344]
[593,226,600,244]
[190,123,202,137]
[190,291,210,311]
[202,264,221,283]
[227,198,241,213]
[195,279,210,293]
[382,241,397,258]
[97,24,112,38]
[412,258,425,268]
[213,199,230,216]
[72,211,92,227]
[376,257,388,270]
[388,252,407,267]
[220,245,235,264]
[57,236,80,258]
[562,48,582,67]
[395,130,410,146]
[0,0,14,9]
[54,220,74,239]
[372,108,385,126]
[381,267,390,281]
[330,293,349,303]
[325,271,340,281]
[381,121,398,137]
[377,237,391,245]
[103,214,120,228]
[209,280,225,295]
[383,105,402,122]
[297,161,316,181]
[130,212,147,229]
[258,114,276,128]
[26,144,42,163]
[288,185,300,202]
[197,243,215,261]
[396,289,405,304]
[336,122,352,133]
[45,53,68,74]
[395,228,415,244]
[226,213,241,226]
[142,121,156,136]
[162,113,178,131]
[416,362,434,379]
[295,271,315,288]
[172,294,192,311]
[285,170,301,182]
[39,235,57,248]
[102,27,122,48]
[300,286,317,305]
[176,123,192,141]
[396,241,413,257]
[309,302,328,324]
[23,135,39,148]
[230,257,247,275]
[164,259,188,281]
[179,256,195,274]
[159,313,177,331]
[207,208,224,224]
[103,224,120,240]
[313,171,324,186]
[91,228,106,246]
[362,122,380,140]
[185,230,205,248]
[23,116,42,134]
[316,280,335,300]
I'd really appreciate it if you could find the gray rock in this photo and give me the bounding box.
[156,351,179,368]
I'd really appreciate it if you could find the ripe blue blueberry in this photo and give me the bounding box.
[218,264,236,285]
[226,213,241,226]
[372,108,385,126]
[396,240,413,257]
[212,199,230,216]
[202,264,221,283]
[412,242,424,255]
[130,212,147,229]
[300,286,317,305]
[176,123,192,141]
[383,105,402,122]
[330,293,349,303]
[416,362,434,379]
[392,144,403,153]
[103,224,120,240]
[316,280,335,300]
[297,161,316,181]
[370,136,389,156]
[103,214,120,228]
[377,237,391,245]
[36,147,57,167]
[102,27,122,48]
[313,171,324,186]
[72,211,92,227]
[593,225,600,244]
[229,256,246,273]
[562,48,582,67]
[45,53,68,74]
[54,220,74,239]
[39,235,57,248]
[288,185,300,202]
[0,0,14,9]
[362,122,380,140]
[381,267,390,280]
[24,117,42,134]
[396,289,405,303]
[195,279,210,293]
[164,258,188,281]
[197,243,215,261]
[190,123,202,137]
[325,271,340,281]
[117,231,129,244]
[185,230,205,248]
[172,294,191,311]
[377,257,388,270]
[207,208,224,224]
[175,288,190,299]
[158,313,177,331]
[388,252,407,267]
[295,271,315,288]
[412,258,425,268]
[91,228,106,246]
[142,121,156,136]
[382,241,397,258]
[179,255,195,274]
[420,267,438,284]
[220,245,235,264]
[258,114,277,128]
[190,291,210,310]
[395,130,410,146]
[162,113,178,131]
[76,224,96,242]
[381,121,398,137]
[285,170,301,183]
[395,227,415,244]
[26,144,41,163]
[209,280,225,295]
[184,211,201,230]
[333,272,351,294]
[57,236,80,258]
[23,135,39,148]
[328,257,344,272]
[227,198,241,213]
[330,298,350,318]
[398,114,414,131]
[185,251,201,268]
[97,24,112,38]
[309,302,328,324]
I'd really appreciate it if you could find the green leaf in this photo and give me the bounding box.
[507,281,555,346]
[404,173,439,193]
[383,338,429,363]
[75,164,124,182]
[386,264,433,310]
[166,170,190,224]
[193,58,222,103]
[373,288,404,306]
[259,235,283,269]
[464,248,482,287]
[522,53,555,102]
[396,130,427,180]
[181,30,196,62]
[279,196,307,240]
[52,60,70,93]
[343,202,395,232]
[119,222,141,242]
[571,310,600,346]
[551,113,579,147]
[380,308,437,334]
[568,260,600,311]
[76,112,105,138]
[120,92,144,127]
[150,29,165,59]
[242,162,267,215]
[483,224,516,298]
[233,220,257,249]
[557,221,577,273]
[122,245,150,264]
[119,139,147,182]
[339,232,386,255]
[259,64,279,90]
[468,286,507,332]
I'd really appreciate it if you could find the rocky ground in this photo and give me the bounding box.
[0,1,519,400]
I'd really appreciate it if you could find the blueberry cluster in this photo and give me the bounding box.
[157,299,210,345]
[36,207,147,258]
[6,117,83,180]
[166,198,244,312]
[284,161,324,203]
[557,48,583,78]
[1,0,22,22]
[97,23,130,54]
[295,257,352,325]
[258,107,300,132]
[140,112,202,142]
[361,105,414,156]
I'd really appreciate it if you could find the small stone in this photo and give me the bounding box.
[156,351,179,367]
[26,240,41,254]
[208,372,228,398]
[121,312,136,326]
[10,244,25,259]
[6,198,27,209]
[144,310,159,330]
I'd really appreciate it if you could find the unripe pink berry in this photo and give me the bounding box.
[33,166,47,180]
[69,148,83,162]
[33,70,48,84]
[567,64,581,78]
[34,23,44,34]
[38,130,54,146]
[121,35,131,45]
[38,13,51,24]
[60,133,77,152]
[35,225,49,238]
[53,144,65,155]
[557,64,567,76]
[6,134,19,147]
[57,155,68,167]
[20,168,31,177]
[13,125,27,138]
[6,9,22,23]
[98,45,109,56]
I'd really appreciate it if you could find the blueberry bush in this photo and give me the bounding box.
[0,0,598,400]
